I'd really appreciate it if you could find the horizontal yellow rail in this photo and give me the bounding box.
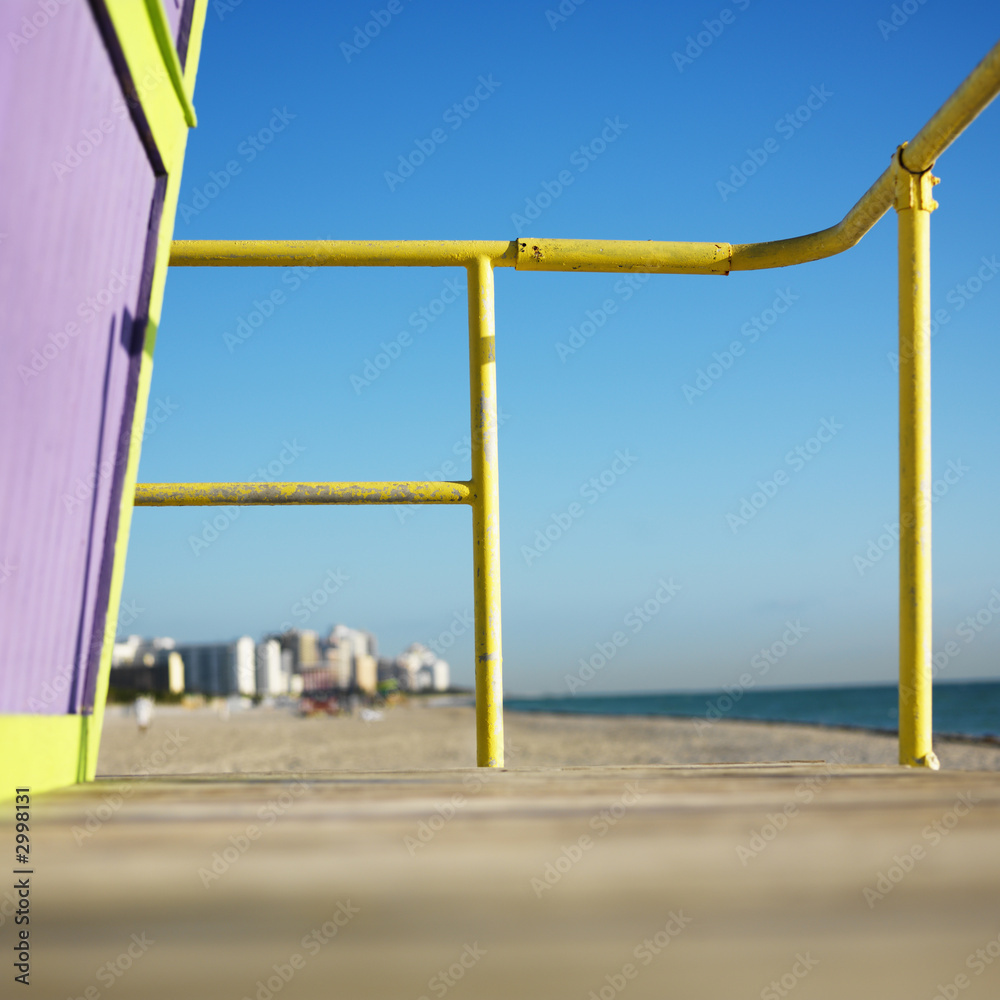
[170,240,519,268]
[166,39,1000,278]
[513,238,731,274]
[904,37,1000,171]
[731,39,1000,270]
[134,481,473,506]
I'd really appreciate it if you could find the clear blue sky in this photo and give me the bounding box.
[122,0,1000,695]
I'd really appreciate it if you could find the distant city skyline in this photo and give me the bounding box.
[113,621,451,700]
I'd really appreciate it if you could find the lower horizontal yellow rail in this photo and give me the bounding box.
[134,481,473,506]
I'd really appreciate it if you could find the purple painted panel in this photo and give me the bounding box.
[0,1,159,714]
[160,0,184,38]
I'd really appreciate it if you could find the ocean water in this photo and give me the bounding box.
[505,680,1000,740]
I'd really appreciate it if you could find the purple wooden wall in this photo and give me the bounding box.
[0,0,176,714]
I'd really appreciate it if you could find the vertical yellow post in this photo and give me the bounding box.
[467,256,504,766]
[894,146,940,769]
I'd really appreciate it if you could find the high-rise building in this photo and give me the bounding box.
[255,638,287,697]
[392,643,451,692]
[110,636,185,695]
[268,629,321,674]
[418,658,450,692]
[298,629,320,668]
[174,637,256,697]
[323,624,381,691]
[354,653,377,694]
[324,643,353,689]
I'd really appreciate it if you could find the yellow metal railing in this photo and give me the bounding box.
[137,39,1000,769]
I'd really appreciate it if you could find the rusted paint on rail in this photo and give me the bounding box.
[134,481,474,506]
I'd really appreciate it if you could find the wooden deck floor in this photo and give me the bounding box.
[16,764,1000,998]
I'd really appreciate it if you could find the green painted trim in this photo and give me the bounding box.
[103,0,204,174]
[143,0,197,126]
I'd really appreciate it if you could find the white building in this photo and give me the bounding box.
[397,643,450,692]
[417,658,450,692]
[324,643,353,689]
[322,624,379,691]
[255,638,288,697]
[233,636,256,697]
[112,634,176,666]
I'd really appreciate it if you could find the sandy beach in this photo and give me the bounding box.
[96,699,1000,775]
[42,701,1000,999]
